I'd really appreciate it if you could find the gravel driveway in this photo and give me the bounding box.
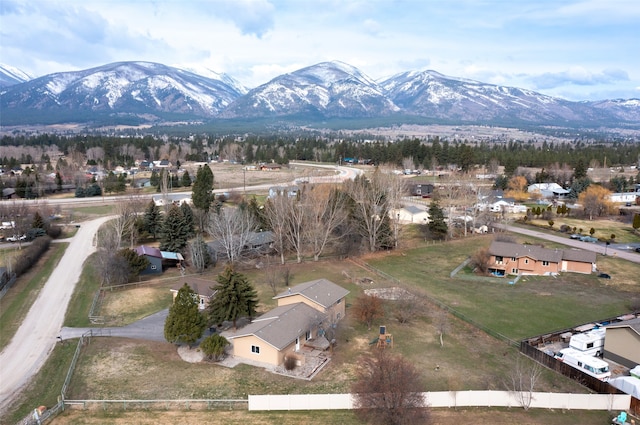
[0,216,112,416]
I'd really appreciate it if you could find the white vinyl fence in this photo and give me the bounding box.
[248,391,631,411]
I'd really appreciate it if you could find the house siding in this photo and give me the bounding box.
[604,328,640,368]
[140,256,162,275]
[562,260,593,274]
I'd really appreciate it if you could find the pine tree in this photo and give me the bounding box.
[180,202,195,237]
[427,201,448,240]
[633,213,640,231]
[160,204,190,253]
[164,283,206,345]
[32,211,45,230]
[207,265,259,330]
[181,170,192,187]
[143,200,161,238]
[192,165,214,212]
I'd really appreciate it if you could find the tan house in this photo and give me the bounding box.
[227,279,349,367]
[273,279,349,323]
[488,241,596,277]
[604,318,640,368]
[170,279,216,311]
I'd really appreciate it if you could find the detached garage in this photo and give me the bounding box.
[604,318,640,368]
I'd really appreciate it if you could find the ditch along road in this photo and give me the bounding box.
[0,216,112,417]
[494,223,640,264]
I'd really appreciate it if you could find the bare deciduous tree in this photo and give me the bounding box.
[352,350,430,425]
[353,293,384,330]
[470,247,491,275]
[504,355,544,410]
[264,194,292,264]
[393,297,422,325]
[345,169,404,252]
[189,233,211,272]
[303,185,348,261]
[432,309,450,347]
[206,207,257,265]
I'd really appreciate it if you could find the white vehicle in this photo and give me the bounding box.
[555,348,610,381]
[569,328,605,356]
[6,235,26,242]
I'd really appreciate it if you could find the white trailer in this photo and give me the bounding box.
[555,347,611,381]
[569,328,605,356]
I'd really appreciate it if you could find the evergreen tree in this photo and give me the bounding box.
[180,202,195,237]
[32,211,46,230]
[143,200,162,238]
[574,159,587,180]
[427,201,448,240]
[199,334,229,361]
[117,248,150,278]
[633,213,640,231]
[208,265,259,330]
[160,204,190,253]
[55,171,63,190]
[192,165,214,212]
[164,283,206,345]
[181,170,192,187]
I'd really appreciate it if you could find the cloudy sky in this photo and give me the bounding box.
[1,0,639,101]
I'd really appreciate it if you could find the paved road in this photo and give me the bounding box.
[0,216,112,416]
[495,223,640,264]
[60,309,168,342]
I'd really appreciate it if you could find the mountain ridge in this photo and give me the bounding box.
[1,61,638,128]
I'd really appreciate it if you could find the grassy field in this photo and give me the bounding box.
[49,406,611,425]
[0,243,68,349]
[523,217,640,244]
[365,236,639,339]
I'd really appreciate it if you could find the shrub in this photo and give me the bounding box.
[284,355,297,371]
[12,236,52,277]
[559,224,571,233]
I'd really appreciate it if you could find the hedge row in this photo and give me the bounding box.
[13,236,52,278]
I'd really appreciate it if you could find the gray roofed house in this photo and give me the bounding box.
[488,241,596,276]
[224,278,349,368]
[274,278,350,312]
[228,303,326,351]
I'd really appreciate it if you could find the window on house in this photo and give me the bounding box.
[200,298,204,305]
[496,256,503,264]
[251,345,260,354]
[542,261,549,266]
[511,257,516,261]
[511,268,518,274]
[305,330,311,340]
[524,259,529,264]
[150,264,157,270]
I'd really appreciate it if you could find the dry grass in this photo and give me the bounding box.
[100,286,172,326]
[49,405,611,425]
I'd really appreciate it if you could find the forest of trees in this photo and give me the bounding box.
[2,132,640,176]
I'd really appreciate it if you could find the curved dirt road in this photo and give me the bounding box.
[0,216,111,416]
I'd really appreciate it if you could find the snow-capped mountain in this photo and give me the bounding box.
[221,61,399,118]
[0,64,33,88]
[1,60,638,128]
[380,70,601,124]
[0,61,245,123]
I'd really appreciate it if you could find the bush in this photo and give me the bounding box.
[284,355,297,371]
[47,225,62,239]
[559,224,571,233]
[12,236,52,277]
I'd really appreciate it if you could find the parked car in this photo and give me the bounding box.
[597,273,611,279]
[635,247,640,253]
[569,234,581,240]
[579,235,598,243]
[6,234,26,242]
